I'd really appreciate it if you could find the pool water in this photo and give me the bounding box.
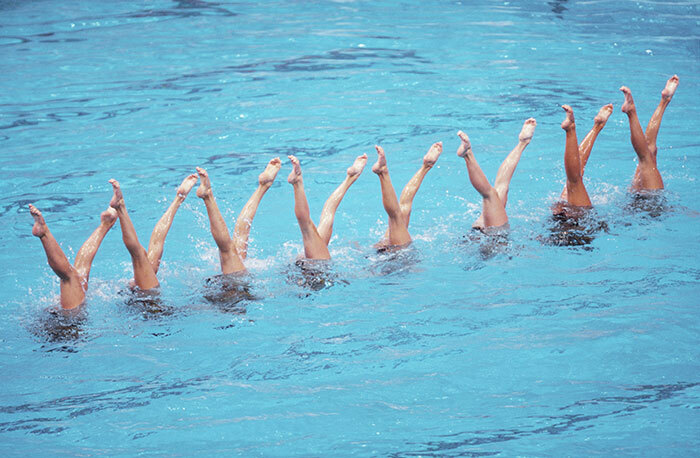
[2,0,699,455]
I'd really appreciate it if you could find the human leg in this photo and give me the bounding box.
[621,86,663,190]
[560,105,591,207]
[146,173,197,274]
[456,131,508,228]
[29,204,85,309]
[287,155,331,260]
[196,167,246,274]
[645,75,679,157]
[316,154,367,246]
[73,207,118,282]
[372,146,412,246]
[559,105,612,201]
[378,142,442,240]
[233,158,281,259]
[109,179,160,290]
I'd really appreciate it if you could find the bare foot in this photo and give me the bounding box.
[561,105,575,130]
[29,204,47,238]
[423,142,443,168]
[347,153,368,177]
[287,155,302,184]
[100,207,118,227]
[661,74,679,100]
[594,104,613,124]
[455,131,472,158]
[177,174,198,198]
[371,146,388,174]
[108,179,124,209]
[259,157,282,186]
[195,167,212,199]
[519,118,537,142]
[620,87,635,114]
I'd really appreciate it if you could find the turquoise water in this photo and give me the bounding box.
[2,0,699,455]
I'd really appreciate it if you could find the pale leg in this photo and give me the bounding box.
[372,146,411,246]
[287,156,331,260]
[456,132,508,228]
[29,204,86,309]
[621,86,663,190]
[317,154,367,246]
[74,207,118,282]
[109,180,160,290]
[645,75,679,157]
[196,167,246,274]
[233,158,281,259]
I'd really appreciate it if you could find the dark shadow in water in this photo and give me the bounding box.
[390,381,698,457]
[285,258,347,294]
[624,190,670,220]
[119,287,175,320]
[203,273,257,314]
[548,0,569,19]
[369,243,421,276]
[540,204,608,250]
[31,307,88,350]
[463,225,512,261]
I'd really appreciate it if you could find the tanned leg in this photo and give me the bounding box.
[196,167,246,274]
[29,204,85,309]
[287,156,331,259]
[372,146,412,246]
[621,86,664,191]
[456,131,508,228]
[109,179,160,290]
[146,173,197,274]
[560,105,592,207]
[317,154,368,246]
[73,207,118,283]
[233,158,281,260]
[560,105,613,201]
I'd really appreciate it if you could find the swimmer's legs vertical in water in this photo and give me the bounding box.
[109,179,160,290]
[30,204,117,309]
[468,118,536,228]
[196,167,246,274]
[372,145,412,247]
[316,154,368,246]
[456,131,508,228]
[287,155,331,260]
[30,205,85,309]
[621,85,665,190]
[146,174,197,275]
[560,105,591,207]
[233,158,282,260]
[560,105,613,201]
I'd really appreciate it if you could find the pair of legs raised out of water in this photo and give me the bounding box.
[555,74,679,214]
[286,141,444,259]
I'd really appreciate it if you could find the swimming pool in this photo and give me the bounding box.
[1,0,699,455]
